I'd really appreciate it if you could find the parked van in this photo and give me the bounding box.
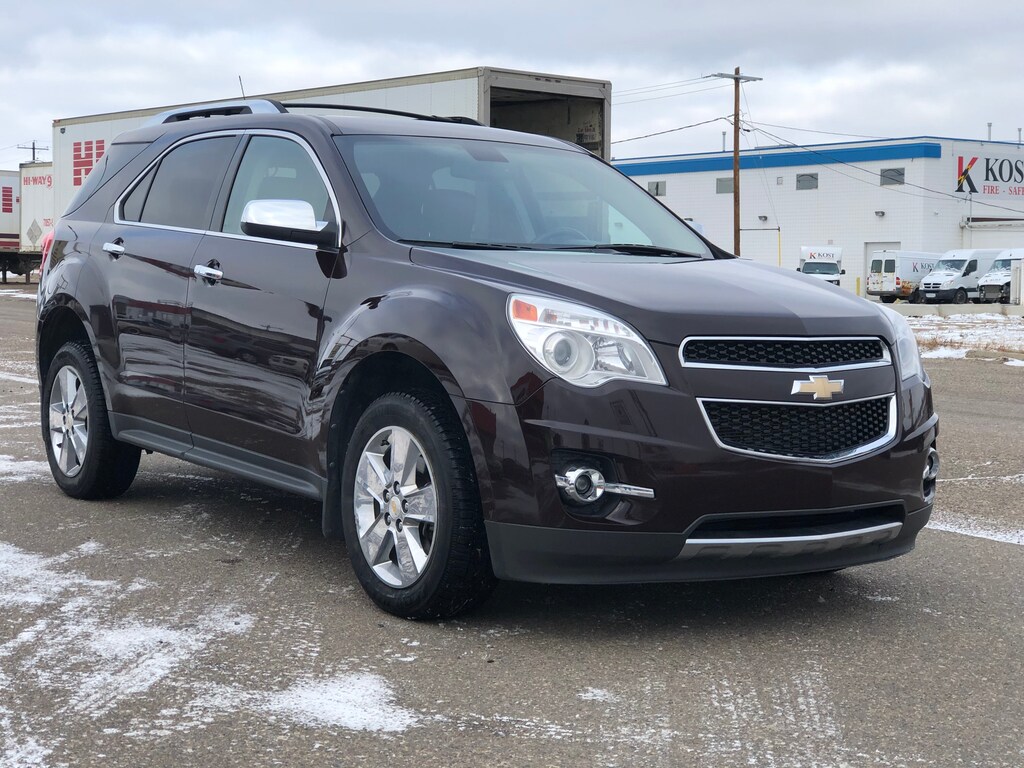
[977,249,1023,303]
[796,246,843,286]
[919,249,1004,304]
[867,250,941,303]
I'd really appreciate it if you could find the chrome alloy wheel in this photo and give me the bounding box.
[353,426,438,588]
[48,365,89,477]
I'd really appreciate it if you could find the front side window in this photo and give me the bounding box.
[335,135,710,257]
[222,136,331,235]
[129,137,237,230]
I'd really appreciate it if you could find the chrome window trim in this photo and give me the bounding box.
[678,335,892,373]
[696,394,898,465]
[114,129,341,250]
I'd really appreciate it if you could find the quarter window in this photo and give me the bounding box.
[222,136,331,235]
[132,137,237,230]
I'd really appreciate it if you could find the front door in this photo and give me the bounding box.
[184,133,340,480]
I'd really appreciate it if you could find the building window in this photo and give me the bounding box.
[716,177,733,194]
[880,167,905,186]
[796,173,818,190]
[648,180,666,197]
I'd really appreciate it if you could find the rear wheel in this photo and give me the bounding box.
[340,391,495,619]
[42,341,141,499]
[880,296,898,304]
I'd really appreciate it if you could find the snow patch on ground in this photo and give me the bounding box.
[262,674,420,732]
[0,289,38,302]
[908,313,1024,354]
[1005,358,1024,367]
[927,514,1024,546]
[578,687,619,703]
[0,539,256,759]
[920,347,968,359]
[0,371,37,385]
[0,455,49,483]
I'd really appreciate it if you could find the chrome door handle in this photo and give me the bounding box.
[103,241,125,257]
[193,264,224,282]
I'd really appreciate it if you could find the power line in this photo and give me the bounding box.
[745,120,890,141]
[615,82,733,106]
[615,76,708,97]
[612,116,730,145]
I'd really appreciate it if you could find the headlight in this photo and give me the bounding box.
[941,279,954,289]
[879,306,924,381]
[507,294,667,388]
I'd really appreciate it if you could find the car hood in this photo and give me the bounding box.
[411,249,894,344]
[924,270,961,281]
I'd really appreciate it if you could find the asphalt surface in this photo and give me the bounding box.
[1,285,1022,768]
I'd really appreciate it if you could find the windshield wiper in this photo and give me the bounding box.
[546,243,705,258]
[399,239,533,251]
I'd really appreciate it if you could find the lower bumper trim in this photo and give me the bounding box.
[485,505,930,584]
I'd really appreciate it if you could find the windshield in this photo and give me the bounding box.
[934,259,966,271]
[802,262,840,274]
[334,135,711,257]
[991,258,1019,270]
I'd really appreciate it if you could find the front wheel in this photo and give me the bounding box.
[953,288,968,305]
[340,391,495,619]
[41,341,141,499]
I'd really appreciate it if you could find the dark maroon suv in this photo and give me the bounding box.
[36,100,939,618]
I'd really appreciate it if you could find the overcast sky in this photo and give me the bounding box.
[2,1,1021,170]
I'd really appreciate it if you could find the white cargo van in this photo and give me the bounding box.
[919,249,1004,304]
[977,249,1023,303]
[867,250,941,303]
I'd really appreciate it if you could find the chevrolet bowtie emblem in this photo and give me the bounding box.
[791,375,844,400]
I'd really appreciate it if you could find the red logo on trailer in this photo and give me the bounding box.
[1,186,12,213]
[73,140,106,186]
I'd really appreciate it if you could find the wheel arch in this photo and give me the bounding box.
[319,343,496,540]
[37,298,95,387]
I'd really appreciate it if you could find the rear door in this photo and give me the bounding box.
[93,134,239,442]
[183,132,340,486]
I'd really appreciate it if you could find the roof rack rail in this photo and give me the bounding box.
[280,102,482,126]
[146,99,287,126]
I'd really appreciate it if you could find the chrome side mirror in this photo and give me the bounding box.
[240,199,336,249]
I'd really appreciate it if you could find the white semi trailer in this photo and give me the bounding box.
[50,66,612,218]
[0,162,55,283]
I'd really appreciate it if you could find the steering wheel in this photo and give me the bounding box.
[531,227,591,245]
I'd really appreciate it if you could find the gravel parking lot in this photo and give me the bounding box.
[1,286,1022,767]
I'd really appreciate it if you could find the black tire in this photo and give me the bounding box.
[880,295,898,304]
[340,390,496,619]
[41,341,141,499]
[953,289,968,305]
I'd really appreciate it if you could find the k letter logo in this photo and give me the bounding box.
[957,156,978,193]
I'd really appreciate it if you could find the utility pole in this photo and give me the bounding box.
[707,68,762,255]
[17,141,50,163]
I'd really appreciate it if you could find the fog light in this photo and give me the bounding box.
[923,447,940,482]
[555,466,656,504]
[556,467,606,504]
[923,446,940,502]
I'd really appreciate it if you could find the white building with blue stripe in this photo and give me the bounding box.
[614,137,1024,295]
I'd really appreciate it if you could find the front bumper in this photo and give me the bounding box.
[486,503,931,583]
[920,288,961,302]
[470,346,937,584]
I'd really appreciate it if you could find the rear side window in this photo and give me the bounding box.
[125,136,237,230]
[221,136,331,235]
[64,142,149,217]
